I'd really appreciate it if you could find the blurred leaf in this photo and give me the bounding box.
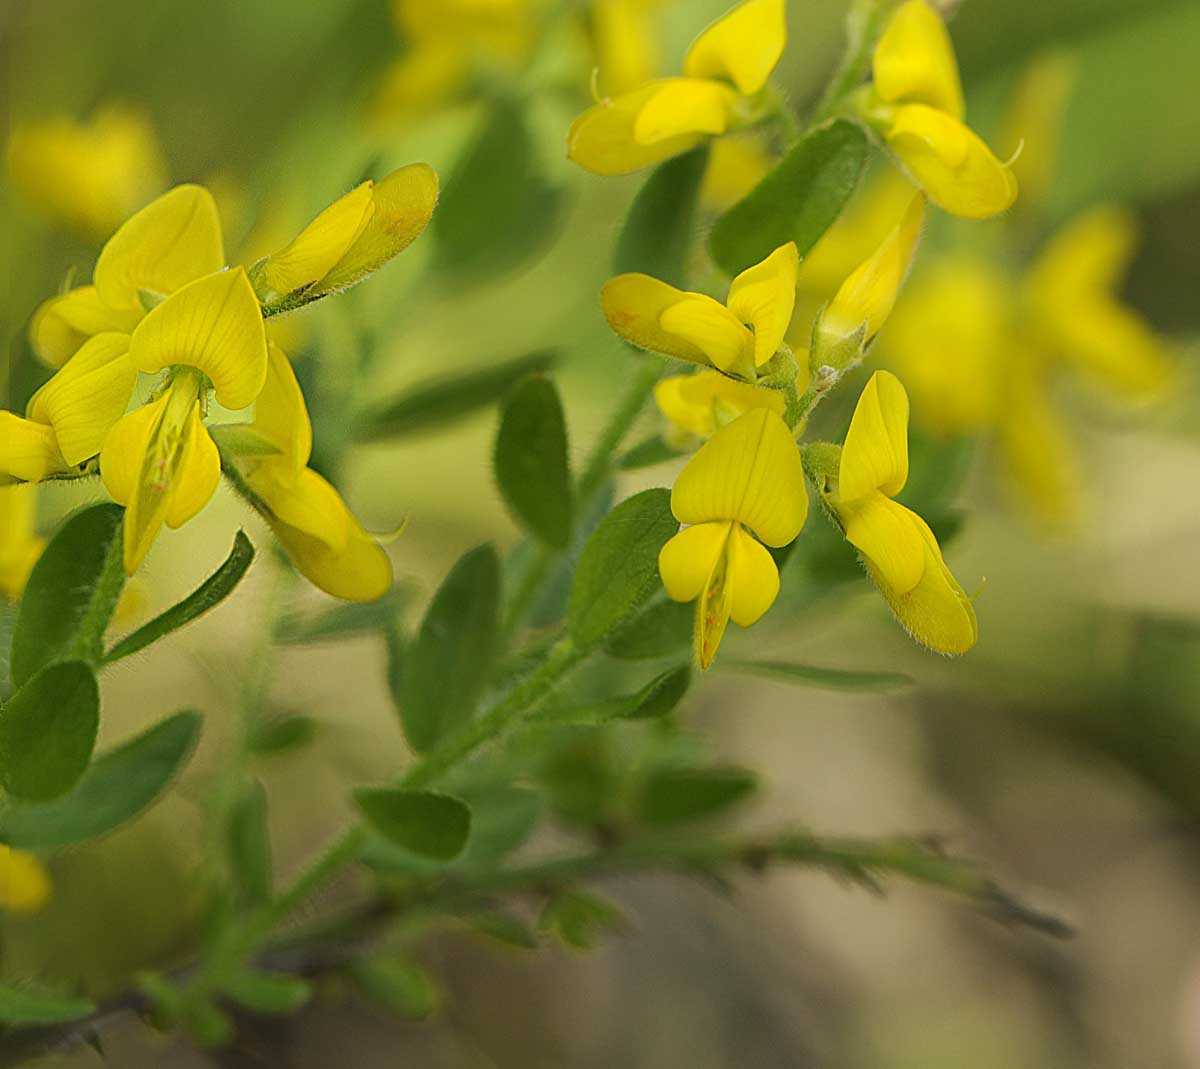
[222,970,311,1015]
[538,731,617,828]
[709,120,868,277]
[637,766,758,826]
[465,909,539,950]
[457,785,542,866]
[249,714,318,756]
[0,983,94,1026]
[355,788,471,861]
[722,660,912,692]
[398,545,500,752]
[547,665,692,725]
[11,503,124,687]
[568,489,678,648]
[434,96,565,280]
[614,145,710,285]
[351,957,440,1020]
[208,424,283,458]
[605,597,693,660]
[495,375,573,548]
[273,587,410,644]
[180,998,234,1048]
[0,710,200,849]
[540,890,624,951]
[227,780,273,906]
[354,351,556,442]
[103,531,255,664]
[619,434,685,471]
[0,660,99,801]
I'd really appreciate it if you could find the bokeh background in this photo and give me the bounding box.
[3,0,1200,1065]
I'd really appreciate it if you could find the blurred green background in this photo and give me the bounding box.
[3,0,1200,1065]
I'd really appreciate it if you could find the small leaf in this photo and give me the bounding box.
[355,788,471,861]
[637,766,757,826]
[614,145,709,285]
[103,531,255,664]
[0,660,99,801]
[398,545,500,752]
[227,779,273,906]
[457,785,542,865]
[540,890,624,951]
[0,710,200,849]
[568,489,678,648]
[619,435,684,471]
[548,664,691,725]
[495,375,572,548]
[0,983,95,1026]
[709,120,868,277]
[351,957,440,1020]
[11,503,124,686]
[273,587,410,644]
[722,660,912,692]
[249,714,317,756]
[465,909,539,950]
[605,597,693,660]
[223,970,311,1015]
[355,351,557,442]
[434,95,566,280]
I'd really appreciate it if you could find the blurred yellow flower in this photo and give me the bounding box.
[602,241,798,380]
[568,0,786,176]
[998,50,1077,215]
[0,485,46,601]
[659,407,807,668]
[699,133,773,213]
[6,104,167,242]
[592,0,665,97]
[854,0,1016,219]
[823,371,977,655]
[0,847,51,914]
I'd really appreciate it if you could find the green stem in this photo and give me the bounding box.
[811,0,895,124]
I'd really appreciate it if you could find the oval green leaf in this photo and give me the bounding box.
[722,659,912,692]
[637,766,758,826]
[355,788,471,862]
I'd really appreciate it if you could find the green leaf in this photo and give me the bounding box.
[614,145,710,285]
[227,780,273,906]
[354,351,556,442]
[351,957,440,1020]
[0,983,95,1026]
[494,375,572,548]
[568,489,678,648]
[605,597,693,660]
[354,788,471,861]
[637,766,758,826]
[548,664,691,725]
[0,710,200,849]
[709,120,868,277]
[457,785,542,865]
[11,503,125,686]
[540,890,624,951]
[222,970,311,1015]
[0,660,99,801]
[208,424,284,458]
[722,659,912,692]
[273,587,410,644]
[619,434,684,471]
[434,95,566,280]
[249,714,318,756]
[465,909,539,950]
[398,545,500,752]
[103,531,255,664]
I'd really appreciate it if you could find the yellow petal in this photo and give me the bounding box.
[672,407,807,546]
[27,333,135,465]
[839,370,909,502]
[0,412,67,483]
[886,104,1017,219]
[316,164,439,292]
[243,463,351,553]
[818,194,924,346]
[633,78,737,146]
[568,80,715,176]
[872,0,963,119]
[370,44,470,122]
[248,342,312,473]
[659,520,730,603]
[130,267,268,410]
[0,846,51,913]
[869,510,977,655]
[684,0,787,96]
[655,369,784,438]
[660,298,756,377]
[700,133,773,212]
[1027,205,1136,303]
[1049,301,1173,397]
[998,51,1076,210]
[165,410,220,530]
[601,274,710,364]
[0,486,45,601]
[262,182,376,295]
[726,242,799,368]
[839,490,925,595]
[726,523,780,627]
[94,184,225,312]
[594,0,660,96]
[30,286,140,368]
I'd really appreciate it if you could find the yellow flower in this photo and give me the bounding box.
[0,411,70,485]
[0,485,46,601]
[568,0,786,176]
[253,164,439,302]
[602,242,798,380]
[6,104,167,242]
[0,847,51,913]
[659,408,807,668]
[855,0,1016,219]
[823,371,977,655]
[654,369,784,445]
[229,344,393,602]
